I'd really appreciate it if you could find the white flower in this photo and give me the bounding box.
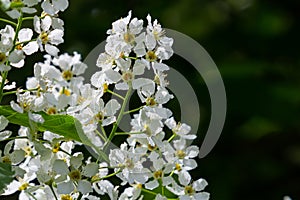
[41,0,69,15]
[109,143,149,184]
[130,109,164,146]
[167,172,209,200]
[34,15,64,56]
[144,151,173,190]
[0,76,16,90]
[165,117,196,140]
[3,0,40,19]
[106,11,143,55]
[0,115,12,141]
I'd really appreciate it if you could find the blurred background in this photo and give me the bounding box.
[2,0,300,199]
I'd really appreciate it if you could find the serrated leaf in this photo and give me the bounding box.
[0,162,14,194]
[0,105,109,162]
[0,105,82,142]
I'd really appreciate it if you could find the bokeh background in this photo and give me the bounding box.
[2,0,300,199]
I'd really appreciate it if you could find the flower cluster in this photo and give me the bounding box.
[0,2,209,200]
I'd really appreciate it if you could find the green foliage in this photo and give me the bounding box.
[0,162,14,194]
[0,105,82,142]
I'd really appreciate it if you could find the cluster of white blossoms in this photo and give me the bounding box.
[0,0,212,199]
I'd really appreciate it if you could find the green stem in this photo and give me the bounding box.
[105,83,132,145]
[25,191,38,200]
[2,136,28,141]
[77,192,83,200]
[0,15,23,103]
[123,106,144,115]
[168,133,176,142]
[14,38,37,47]
[100,125,108,140]
[107,89,125,101]
[141,188,157,196]
[49,184,58,200]
[0,17,17,26]
[95,129,107,142]
[124,56,138,60]
[115,131,142,135]
[11,15,23,53]
[22,17,34,21]
[2,88,38,96]
[91,169,121,183]
[0,71,8,102]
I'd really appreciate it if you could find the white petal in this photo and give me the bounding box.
[178,170,191,186]
[194,192,210,200]
[6,10,21,19]
[48,29,64,45]
[10,149,25,164]
[115,82,129,90]
[41,16,52,32]
[10,101,23,113]
[18,28,33,42]
[77,180,92,195]
[91,71,105,88]
[57,181,74,194]
[82,163,99,178]
[24,0,40,7]
[23,41,39,55]
[153,62,169,71]
[0,115,9,131]
[132,78,154,89]
[41,0,56,15]
[105,69,121,83]
[29,112,44,123]
[145,180,159,190]
[21,7,37,14]
[193,178,208,191]
[9,50,24,63]
[45,44,59,56]
[0,130,12,140]
[53,159,69,175]
[10,59,24,68]
[53,0,69,12]
[186,146,199,158]
[104,99,121,116]
[133,59,145,75]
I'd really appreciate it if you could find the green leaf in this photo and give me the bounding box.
[0,162,14,194]
[0,105,109,162]
[0,105,82,142]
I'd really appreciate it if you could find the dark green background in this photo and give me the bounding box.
[1,0,300,199]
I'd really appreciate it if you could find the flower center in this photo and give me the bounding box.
[2,156,11,164]
[184,185,195,195]
[122,71,134,82]
[0,53,7,64]
[47,107,57,115]
[95,111,104,122]
[123,32,135,44]
[40,32,49,44]
[146,51,157,62]
[60,88,71,96]
[52,142,60,153]
[153,170,163,179]
[176,150,186,159]
[143,124,152,136]
[62,70,73,81]
[125,159,134,169]
[16,43,23,50]
[61,194,73,200]
[175,163,182,171]
[69,170,81,181]
[146,97,156,106]
[18,183,29,191]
